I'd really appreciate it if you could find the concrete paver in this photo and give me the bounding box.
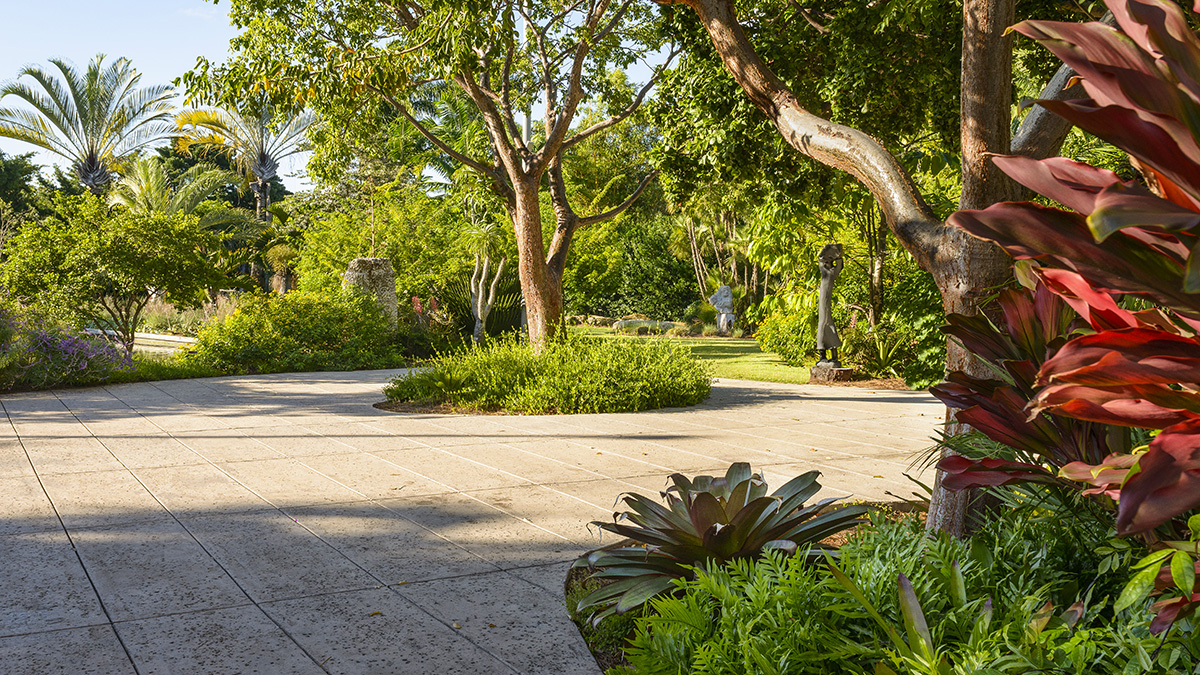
[0,372,940,673]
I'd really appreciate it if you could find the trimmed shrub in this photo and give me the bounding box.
[384,335,712,414]
[191,289,403,374]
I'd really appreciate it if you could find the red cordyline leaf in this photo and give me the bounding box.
[949,203,1194,313]
[936,455,1052,491]
[1115,1,1200,94]
[1117,419,1200,534]
[1139,162,1200,212]
[1032,381,1200,428]
[1150,594,1200,634]
[931,374,1063,457]
[1061,453,1138,490]
[1040,99,1200,200]
[1012,18,1174,115]
[1036,268,1141,331]
[989,155,1128,214]
[1039,328,1200,387]
[1088,182,1200,242]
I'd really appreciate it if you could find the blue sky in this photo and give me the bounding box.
[0,1,304,188]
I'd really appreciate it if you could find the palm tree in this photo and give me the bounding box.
[176,105,316,220]
[0,54,174,193]
[108,156,235,215]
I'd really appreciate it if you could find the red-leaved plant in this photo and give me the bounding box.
[948,0,1200,538]
[938,0,1200,633]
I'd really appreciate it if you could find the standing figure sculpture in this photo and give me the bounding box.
[709,285,736,334]
[816,244,843,366]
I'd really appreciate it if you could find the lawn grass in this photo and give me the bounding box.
[571,326,812,385]
[111,352,223,384]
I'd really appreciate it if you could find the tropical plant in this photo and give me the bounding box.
[0,54,174,192]
[616,507,1174,675]
[177,105,315,219]
[574,463,868,621]
[461,212,508,345]
[945,0,1200,539]
[1,193,222,353]
[926,281,1141,492]
[107,155,235,215]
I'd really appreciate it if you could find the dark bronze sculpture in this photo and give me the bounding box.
[816,244,843,366]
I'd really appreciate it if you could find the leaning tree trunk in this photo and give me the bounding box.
[671,0,1077,535]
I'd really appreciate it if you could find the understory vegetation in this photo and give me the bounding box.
[609,504,1189,675]
[383,335,712,414]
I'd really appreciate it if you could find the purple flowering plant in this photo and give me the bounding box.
[0,303,133,392]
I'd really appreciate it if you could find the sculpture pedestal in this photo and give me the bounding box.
[809,363,857,384]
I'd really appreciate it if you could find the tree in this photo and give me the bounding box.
[1,194,222,353]
[183,0,677,347]
[0,151,38,213]
[0,55,174,193]
[176,105,315,220]
[658,0,1093,534]
[463,219,508,344]
[108,156,235,215]
[154,144,286,212]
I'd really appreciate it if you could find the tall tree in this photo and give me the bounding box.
[183,0,677,347]
[658,0,1091,534]
[176,105,316,220]
[0,55,174,193]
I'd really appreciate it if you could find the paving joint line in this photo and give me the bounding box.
[3,396,143,675]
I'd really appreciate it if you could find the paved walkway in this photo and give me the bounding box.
[0,372,941,674]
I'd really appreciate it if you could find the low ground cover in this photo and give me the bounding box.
[569,473,1192,674]
[382,334,712,414]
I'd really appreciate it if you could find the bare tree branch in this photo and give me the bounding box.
[377,89,499,180]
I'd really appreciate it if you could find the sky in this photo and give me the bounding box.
[0,0,309,189]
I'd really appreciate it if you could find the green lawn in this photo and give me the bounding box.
[572,326,812,384]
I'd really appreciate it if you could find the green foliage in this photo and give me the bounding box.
[1,193,222,352]
[617,505,1195,675]
[753,311,813,367]
[294,182,471,298]
[576,464,867,621]
[191,289,404,374]
[384,334,712,414]
[564,215,697,320]
[0,302,133,392]
[568,575,647,659]
[0,150,38,213]
[889,261,946,389]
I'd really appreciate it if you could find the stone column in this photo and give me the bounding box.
[343,258,398,329]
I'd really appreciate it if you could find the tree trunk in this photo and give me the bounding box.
[672,0,1080,536]
[679,0,945,272]
[512,179,561,347]
[924,0,1025,537]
